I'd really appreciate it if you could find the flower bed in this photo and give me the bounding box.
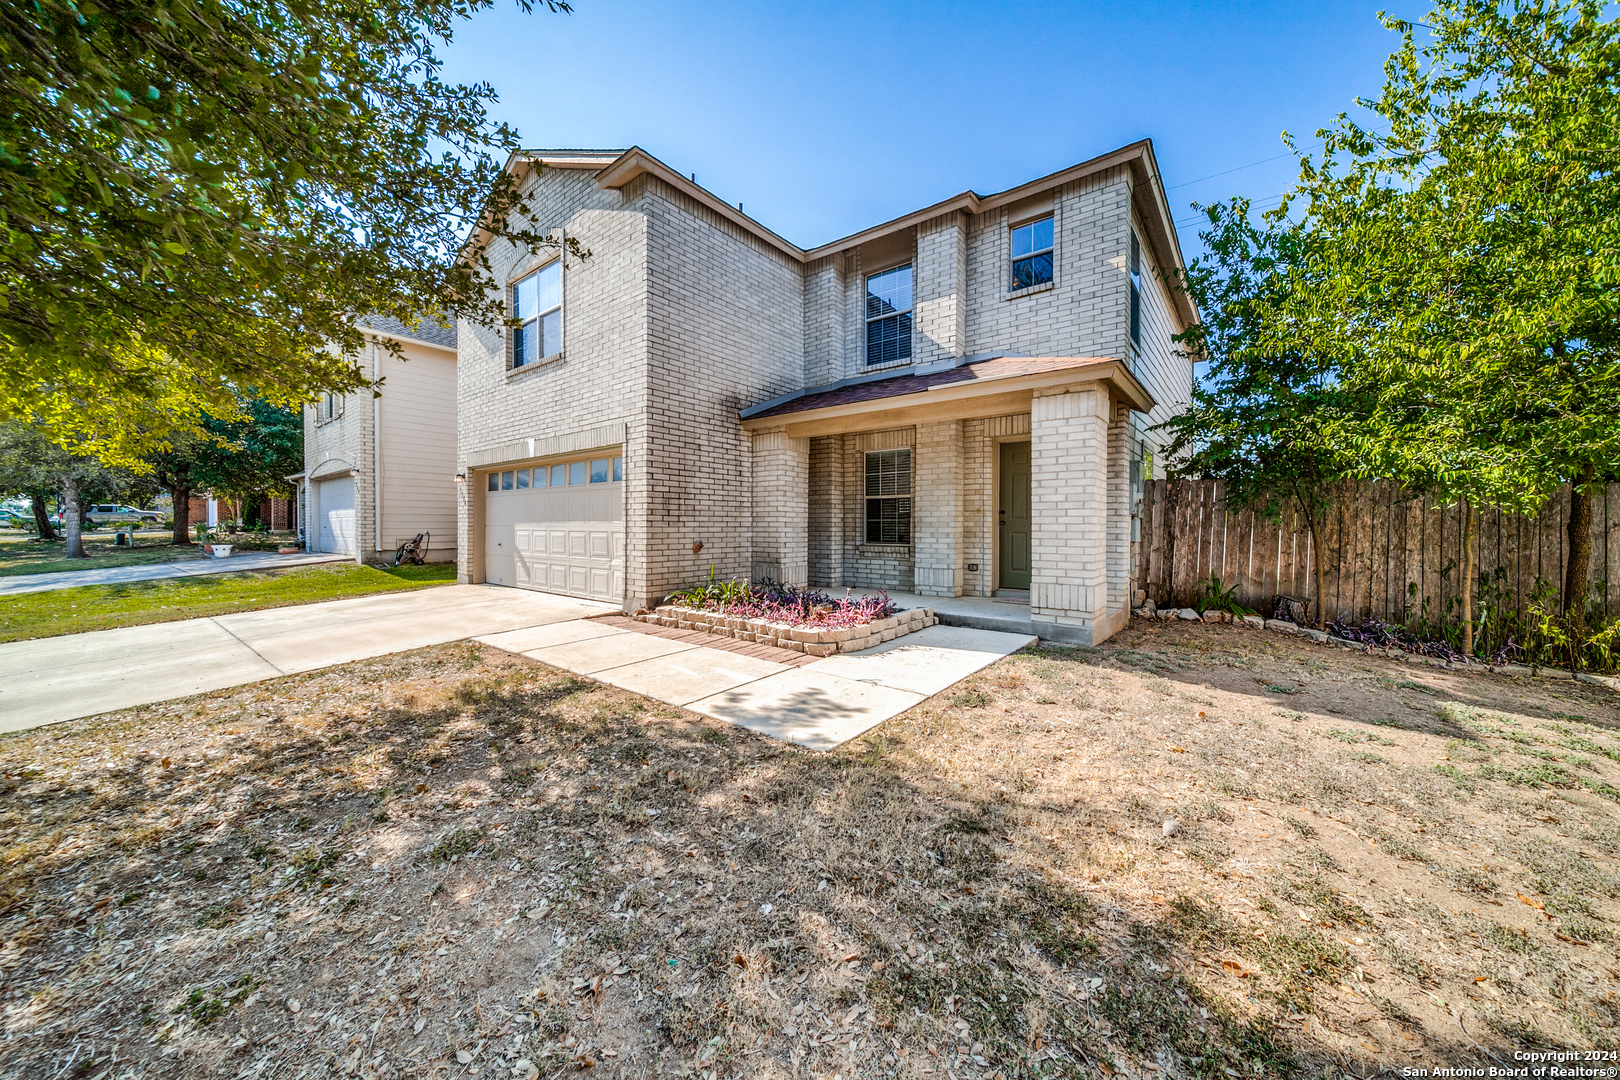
[635,583,933,656]
[635,603,935,656]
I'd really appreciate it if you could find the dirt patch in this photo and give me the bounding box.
[0,623,1616,1079]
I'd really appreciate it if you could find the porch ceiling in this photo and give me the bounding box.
[739,355,1153,436]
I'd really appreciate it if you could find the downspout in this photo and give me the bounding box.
[372,339,383,562]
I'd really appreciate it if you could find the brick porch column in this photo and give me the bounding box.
[1030,387,1109,643]
[912,419,964,597]
[751,428,809,587]
[1107,401,1132,616]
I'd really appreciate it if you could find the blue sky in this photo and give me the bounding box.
[440,1,1406,259]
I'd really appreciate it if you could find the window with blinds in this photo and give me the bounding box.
[864,448,912,544]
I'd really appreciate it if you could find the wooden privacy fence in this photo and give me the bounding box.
[1136,478,1620,627]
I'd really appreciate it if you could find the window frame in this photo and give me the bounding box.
[510,259,563,371]
[1008,214,1055,292]
[863,263,914,368]
[317,392,344,424]
[863,448,913,546]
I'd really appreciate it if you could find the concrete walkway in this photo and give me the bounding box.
[0,585,613,733]
[0,584,1035,749]
[0,551,350,596]
[478,620,1034,750]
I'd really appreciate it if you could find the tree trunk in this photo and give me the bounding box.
[1460,500,1476,658]
[169,482,193,545]
[29,493,58,541]
[1304,504,1327,629]
[1564,468,1596,669]
[61,475,86,559]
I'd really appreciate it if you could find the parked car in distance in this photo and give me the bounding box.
[56,504,163,526]
[0,509,30,529]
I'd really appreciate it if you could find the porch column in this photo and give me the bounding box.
[1030,387,1110,643]
[912,419,964,597]
[751,427,809,587]
[1107,401,1132,616]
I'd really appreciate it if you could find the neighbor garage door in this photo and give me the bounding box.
[483,454,623,602]
[317,477,356,555]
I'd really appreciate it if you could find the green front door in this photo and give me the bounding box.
[998,441,1032,590]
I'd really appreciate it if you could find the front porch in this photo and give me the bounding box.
[741,354,1152,646]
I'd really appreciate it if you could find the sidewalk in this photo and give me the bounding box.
[0,551,350,596]
[0,583,1036,750]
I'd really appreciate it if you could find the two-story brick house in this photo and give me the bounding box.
[457,141,1195,644]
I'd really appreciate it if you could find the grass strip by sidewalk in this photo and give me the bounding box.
[0,562,456,643]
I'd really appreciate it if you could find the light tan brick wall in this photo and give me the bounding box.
[1030,387,1109,638]
[964,169,1131,361]
[841,428,915,590]
[642,177,806,603]
[750,428,808,586]
[807,435,844,587]
[455,166,649,593]
[1107,401,1132,614]
[912,419,964,596]
[804,255,846,387]
[915,213,967,366]
[961,413,1030,597]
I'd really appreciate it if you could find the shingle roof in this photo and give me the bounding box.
[742,356,1117,420]
[359,314,457,350]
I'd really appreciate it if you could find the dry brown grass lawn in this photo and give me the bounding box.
[1,622,1617,1080]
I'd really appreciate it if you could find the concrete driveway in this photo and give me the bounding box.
[0,585,614,733]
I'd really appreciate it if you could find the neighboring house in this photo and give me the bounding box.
[296,316,459,563]
[456,142,1196,644]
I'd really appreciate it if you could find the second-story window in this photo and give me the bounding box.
[865,263,912,366]
[1010,215,1054,290]
[319,393,343,422]
[512,260,561,369]
[1129,231,1143,345]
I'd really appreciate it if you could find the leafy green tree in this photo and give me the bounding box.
[2,0,574,446]
[1158,201,1351,628]
[141,399,302,544]
[0,422,130,557]
[1255,0,1620,657]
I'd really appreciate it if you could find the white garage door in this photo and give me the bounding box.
[484,454,623,602]
[317,477,356,555]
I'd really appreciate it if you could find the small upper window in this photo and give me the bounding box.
[515,468,530,490]
[486,472,499,493]
[512,261,562,369]
[568,461,586,485]
[1010,216,1054,291]
[1129,231,1143,345]
[612,456,623,482]
[865,264,913,367]
[319,392,343,422]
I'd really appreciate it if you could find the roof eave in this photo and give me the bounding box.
[740,360,1155,431]
[595,147,808,262]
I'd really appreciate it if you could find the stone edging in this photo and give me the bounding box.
[635,604,936,657]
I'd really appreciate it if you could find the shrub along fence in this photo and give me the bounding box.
[1136,478,1620,631]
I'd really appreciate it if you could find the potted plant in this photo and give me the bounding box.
[195,522,233,558]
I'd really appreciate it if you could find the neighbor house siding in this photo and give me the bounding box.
[378,340,457,560]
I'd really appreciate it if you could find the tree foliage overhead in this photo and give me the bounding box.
[1158,201,1352,625]
[1,0,569,443]
[1272,0,1620,513]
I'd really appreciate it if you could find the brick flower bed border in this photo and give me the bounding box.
[634,604,936,657]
